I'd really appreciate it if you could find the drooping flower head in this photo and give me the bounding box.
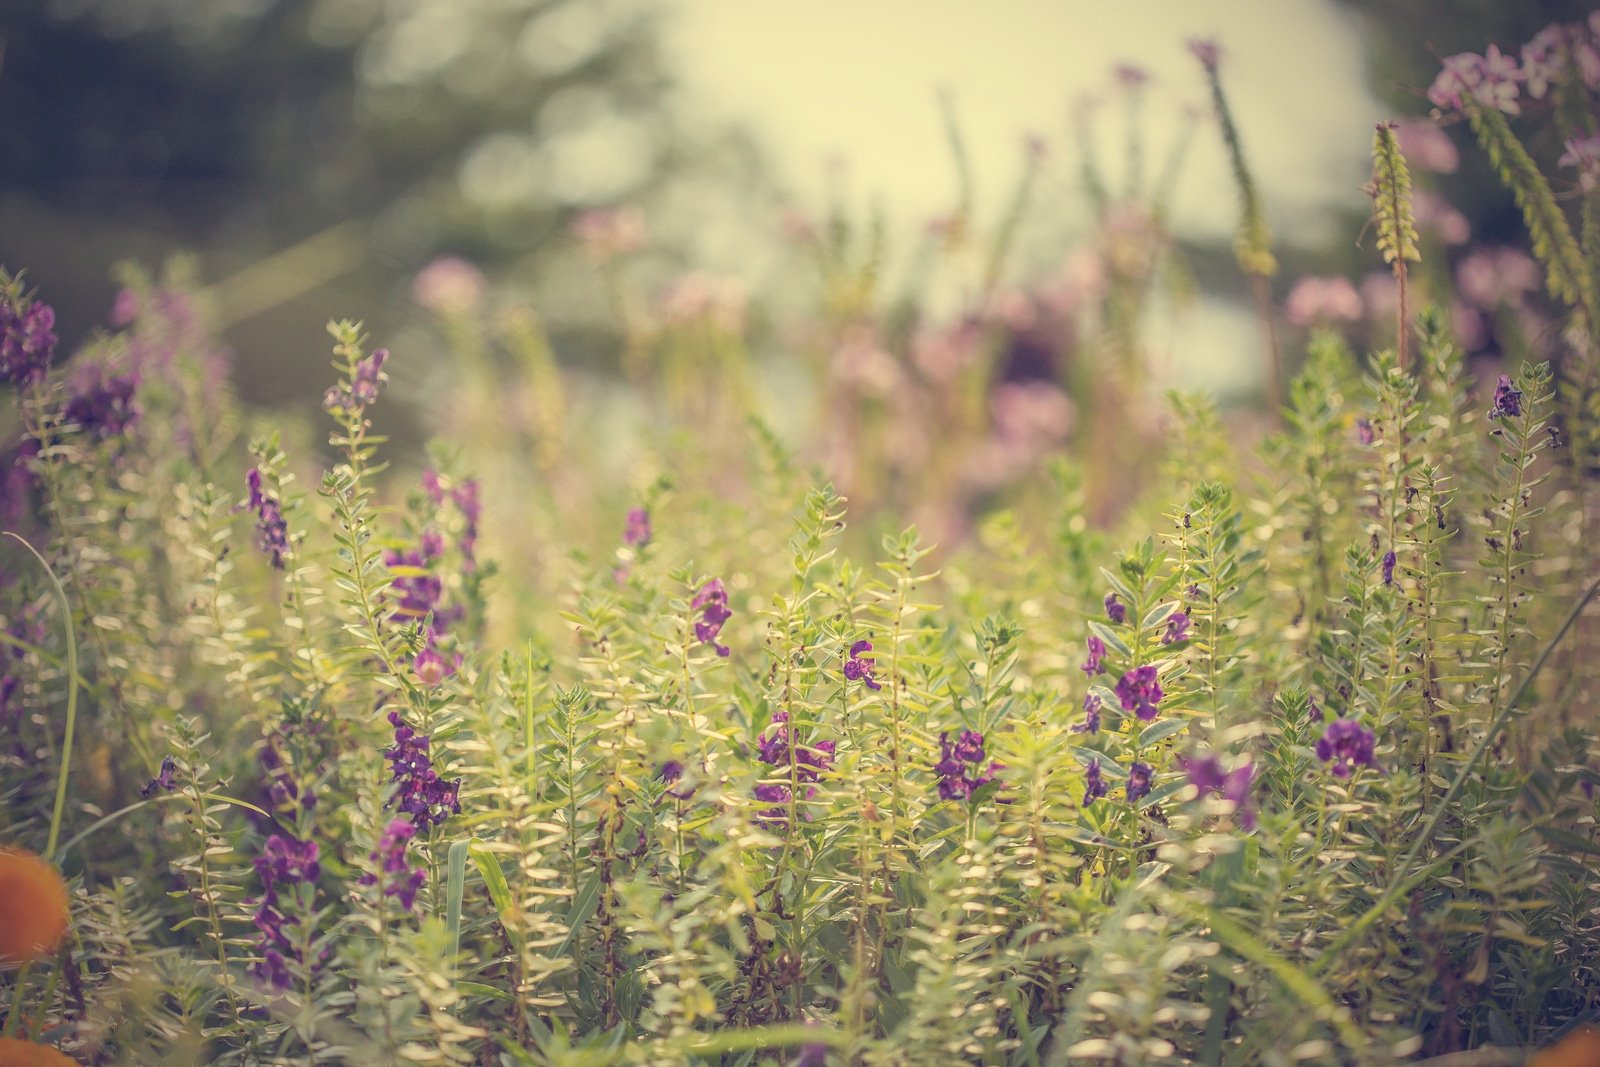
[754,709,836,827]
[843,639,882,691]
[1081,634,1107,677]
[1115,665,1163,721]
[0,846,70,964]
[384,710,462,829]
[245,467,290,570]
[0,297,57,387]
[1083,757,1107,804]
[934,729,1002,802]
[1488,374,1524,419]
[1180,751,1257,830]
[1104,593,1127,624]
[692,578,732,657]
[249,834,321,989]
[359,818,426,912]
[140,755,178,798]
[1126,761,1154,804]
[1315,717,1377,778]
[1073,693,1102,735]
[623,507,651,548]
[1162,610,1190,645]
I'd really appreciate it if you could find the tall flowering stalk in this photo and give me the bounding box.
[1370,121,1421,369]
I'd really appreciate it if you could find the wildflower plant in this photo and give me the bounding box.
[7,18,1600,1067]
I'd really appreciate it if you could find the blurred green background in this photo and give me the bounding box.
[0,0,1589,440]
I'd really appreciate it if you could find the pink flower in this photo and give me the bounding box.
[1285,276,1363,327]
[1456,247,1539,309]
[1428,52,1483,110]
[412,257,486,316]
[1559,133,1600,190]
[571,206,646,259]
[1391,119,1458,174]
[1114,64,1149,87]
[1520,25,1565,99]
[1188,38,1221,71]
[1412,190,1471,245]
[1472,44,1523,114]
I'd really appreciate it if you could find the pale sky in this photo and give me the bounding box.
[661,1,1385,394]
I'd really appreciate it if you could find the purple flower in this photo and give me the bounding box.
[1308,696,1324,722]
[624,507,651,548]
[1081,634,1107,677]
[658,760,696,801]
[0,298,57,386]
[1083,757,1107,804]
[246,468,290,570]
[1381,550,1397,587]
[934,729,1001,802]
[359,817,426,912]
[63,364,141,441]
[1073,693,1102,735]
[250,835,321,989]
[1104,593,1126,624]
[1115,665,1163,721]
[1488,374,1523,419]
[413,647,449,687]
[843,639,882,691]
[323,348,389,413]
[692,578,732,657]
[140,755,178,798]
[385,709,462,828]
[755,710,835,826]
[1428,52,1484,111]
[452,480,481,569]
[1179,751,1257,830]
[1315,718,1376,778]
[1188,38,1221,71]
[1356,418,1375,446]
[1126,761,1153,804]
[1473,43,1523,114]
[1162,611,1190,645]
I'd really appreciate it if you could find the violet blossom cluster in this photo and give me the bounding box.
[1081,635,1107,677]
[359,817,426,912]
[623,507,651,548]
[753,710,835,828]
[693,578,732,657]
[842,640,882,691]
[1428,16,1600,124]
[1126,760,1154,804]
[259,739,316,816]
[139,756,178,799]
[245,467,290,569]
[384,709,462,829]
[1179,751,1257,830]
[933,729,1003,802]
[1316,718,1377,778]
[1162,610,1190,644]
[1382,550,1398,587]
[1073,693,1102,735]
[250,835,321,989]
[0,297,56,386]
[1489,374,1524,419]
[322,348,388,414]
[62,363,140,442]
[1104,593,1126,624]
[1083,757,1107,803]
[1115,665,1163,721]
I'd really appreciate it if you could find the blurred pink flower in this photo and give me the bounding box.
[1428,53,1483,110]
[1521,25,1565,99]
[911,320,982,384]
[1285,275,1363,327]
[1412,190,1471,244]
[658,273,747,333]
[1456,247,1538,309]
[1472,44,1523,114]
[572,206,646,259]
[832,324,901,397]
[412,257,487,316]
[779,206,817,244]
[990,381,1073,449]
[1559,133,1600,191]
[1360,272,1399,323]
[1391,119,1458,174]
[1114,64,1149,87]
[1188,38,1221,71]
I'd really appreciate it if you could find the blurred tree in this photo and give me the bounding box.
[0,0,764,415]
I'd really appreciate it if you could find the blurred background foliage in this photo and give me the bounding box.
[0,0,1593,449]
